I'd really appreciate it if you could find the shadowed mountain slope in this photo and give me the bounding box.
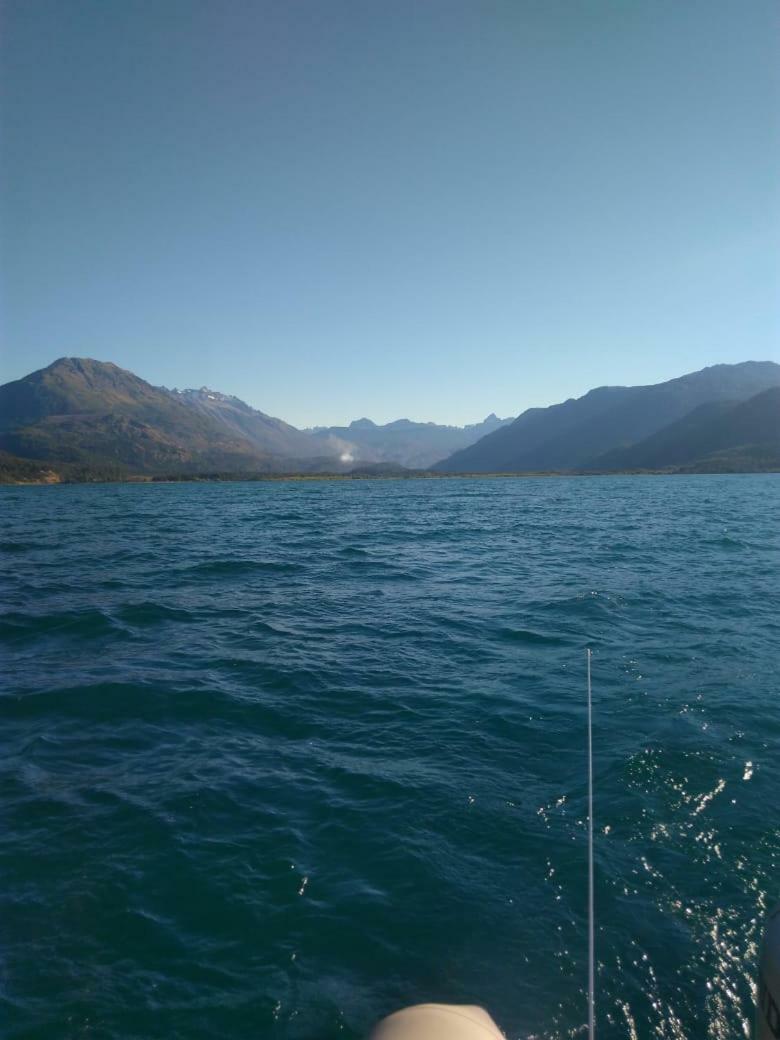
[432,362,780,472]
[589,387,780,471]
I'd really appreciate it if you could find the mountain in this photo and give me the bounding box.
[0,357,510,477]
[169,386,328,459]
[432,362,780,472]
[306,413,513,469]
[4,357,778,481]
[0,358,290,474]
[589,387,780,472]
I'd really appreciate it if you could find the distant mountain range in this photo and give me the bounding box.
[1,356,779,482]
[304,413,513,469]
[433,361,780,473]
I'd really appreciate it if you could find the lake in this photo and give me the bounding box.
[2,475,778,1039]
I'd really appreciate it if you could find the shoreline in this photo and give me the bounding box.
[3,467,779,487]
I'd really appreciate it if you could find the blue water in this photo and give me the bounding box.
[2,476,778,1039]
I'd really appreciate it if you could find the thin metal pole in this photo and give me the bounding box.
[587,648,595,1039]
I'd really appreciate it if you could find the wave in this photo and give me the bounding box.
[2,474,777,1040]
[181,558,305,579]
[0,607,126,643]
[0,540,49,553]
[116,602,196,626]
[495,625,568,646]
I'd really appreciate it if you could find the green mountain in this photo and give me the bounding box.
[0,358,285,474]
[589,387,780,472]
[432,362,780,472]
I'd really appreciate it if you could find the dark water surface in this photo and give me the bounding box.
[2,476,778,1039]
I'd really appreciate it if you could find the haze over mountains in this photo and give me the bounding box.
[305,414,513,469]
[168,386,326,460]
[1,357,779,482]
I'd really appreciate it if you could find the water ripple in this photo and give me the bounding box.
[1,475,779,1040]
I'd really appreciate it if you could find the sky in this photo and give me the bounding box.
[1,0,778,427]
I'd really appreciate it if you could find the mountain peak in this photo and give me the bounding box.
[173,386,237,404]
[47,356,129,376]
[0,356,282,473]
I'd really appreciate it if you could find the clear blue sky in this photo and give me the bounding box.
[2,0,778,426]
